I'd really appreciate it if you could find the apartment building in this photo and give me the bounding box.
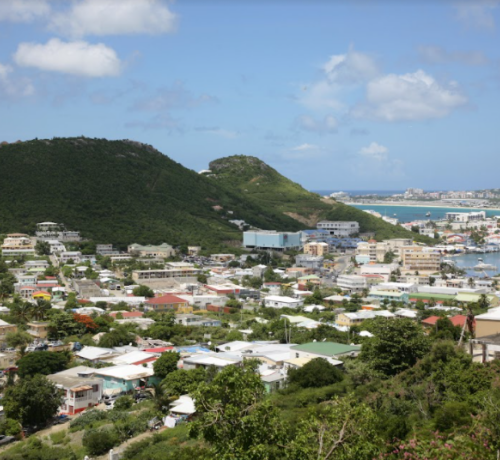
[401,246,441,272]
[316,221,359,237]
[356,240,388,263]
[336,274,367,293]
[304,242,329,257]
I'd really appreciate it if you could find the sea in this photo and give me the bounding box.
[311,189,500,278]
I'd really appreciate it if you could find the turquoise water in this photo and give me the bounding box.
[452,252,500,278]
[350,204,500,224]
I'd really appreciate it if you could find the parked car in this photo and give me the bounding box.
[53,414,70,425]
[0,435,15,446]
[105,401,115,411]
[103,394,121,405]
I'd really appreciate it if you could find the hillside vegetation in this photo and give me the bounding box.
[0,138,301,249]
[209,155,432,243]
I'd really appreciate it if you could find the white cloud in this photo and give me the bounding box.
[295,114,338,134]
[299,48,378,111]
[133,82,217,111]
[323,49,379,85]
[454,1,499,29]
[353,69,467,121]
[50,0,177,38]
[359,142,388,161]
[418,45,489,66]
[13,38,122,78]
[0,0,50,23]
[0,63,35,98]
[292,143,319,151]
[195,127,239,139]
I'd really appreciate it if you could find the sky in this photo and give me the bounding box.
[0,0,499,191]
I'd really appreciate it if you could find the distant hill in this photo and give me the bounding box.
[209,155,433,243]
[0,140,429,250]
[0,138,302,249]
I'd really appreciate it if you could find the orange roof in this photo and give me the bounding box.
[146,294,187,305]
[33,290,51,296]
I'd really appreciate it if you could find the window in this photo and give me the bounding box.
[92,384,99,392]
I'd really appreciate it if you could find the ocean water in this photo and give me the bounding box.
[452,252,500,278]
[349,204,500,224]
[313,190,404,197]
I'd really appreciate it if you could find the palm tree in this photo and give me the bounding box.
[149,382,171,413]
[32,299,51,321]
[11,302,32,323]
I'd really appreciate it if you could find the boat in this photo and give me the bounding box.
[474,262,497,271]
[426,212,431,217]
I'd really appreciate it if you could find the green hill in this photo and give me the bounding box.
[209,155,433,243]
[0,138,302,249]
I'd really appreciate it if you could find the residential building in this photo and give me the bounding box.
[290,342,361,359]
[336,275,367,293]
[0,352,16,369]
[295,254,324,270]
[401,246,441,272]
[356,240,389,263]
[75,346,121,363]
[94,365,157,393]
[60,251,82,264]
[48,366,103,415]
[369,290,409,303]
[383,238,413,256]
[188,246,201,256]
[316,221,359,237]
[1,233,34,250]
[446,211,486,223]
[183,353,241,371]
[210,254,236,263]
[46,240,66,254]
[264,295,304,309]
[174,314,222,327]
[336,310,395,327]
[72,279,102,298]
[27,321,50,339]
[145,294,190,312]
[475,308,500,337]
[96,244,119,256]
[359,263,398,282]
[132,267,201,284]
[377,282,418,293]
[0,319,17,342]
[243,231,302,250]
[303,242,329,257]
[128,243,175,258]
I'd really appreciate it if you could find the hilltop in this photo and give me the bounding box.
[0,138,301,249]
[0,140,429,249]
[209,155,432,242]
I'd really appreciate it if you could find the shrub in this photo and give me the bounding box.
[0,417,21,437]
[83,428,120,456]
[114,395,134,411]
[69,409,107,431]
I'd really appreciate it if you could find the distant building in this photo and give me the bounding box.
[336,275,367,293]
[401,246,441,272]
[316,221,359,237]
[295,254,324,270]
[303,242,329,256]
[356,240,389,263]
[446,211,486,223]
[243,231,302,250]
[145,294,190,312]
[128,243,175,258]
[264,295,304,309]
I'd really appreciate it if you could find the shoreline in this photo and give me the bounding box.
[346,202,500,212]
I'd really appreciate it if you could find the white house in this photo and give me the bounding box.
[336,275,367,293]
[264,295,304,309]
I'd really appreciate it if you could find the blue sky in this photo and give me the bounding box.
[1,0,499,191]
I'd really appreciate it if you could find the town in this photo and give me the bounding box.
[1,212,500,458]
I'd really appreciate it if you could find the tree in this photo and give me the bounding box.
[383,250,396,264]
[162,368,206,396]
[478,293,490,309]
[289,397,381,460]
[225,330,243,342]
[288,358,344,389]
[429,276,436,286]
[5,330,32,357]
[98,326,136,348]
[35,240,50,256]
[360,318,431,376]
[3,375,63,427]
[83,428,119,456]
[17,351,70,378]
[132,285,155,298]
[190,360,287,459]
[153,351,180,379]
[114,395,134,411]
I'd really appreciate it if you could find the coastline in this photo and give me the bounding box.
[346,202,500,212]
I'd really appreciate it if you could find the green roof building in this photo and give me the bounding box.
[290,342,361,359]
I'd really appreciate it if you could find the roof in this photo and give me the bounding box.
[422,315,472,327]
[107,351,157,366]
[33,290,51,296]
[143,347,174,353]
[476,307,500,321]
[291,342,361,357]
[170,395,196,415]
[94,364,154,380]
[109,311,144,318]
[146,294,187,305]
[264,295,301,303]
[76,346,118,361]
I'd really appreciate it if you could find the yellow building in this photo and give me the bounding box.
[33,290,52,301]
[1,233,34,250]
[304,242,329,257]
[27,321,50,339]
[401,246,441,272]
[0,319,17,342]
[356,240,389,263]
